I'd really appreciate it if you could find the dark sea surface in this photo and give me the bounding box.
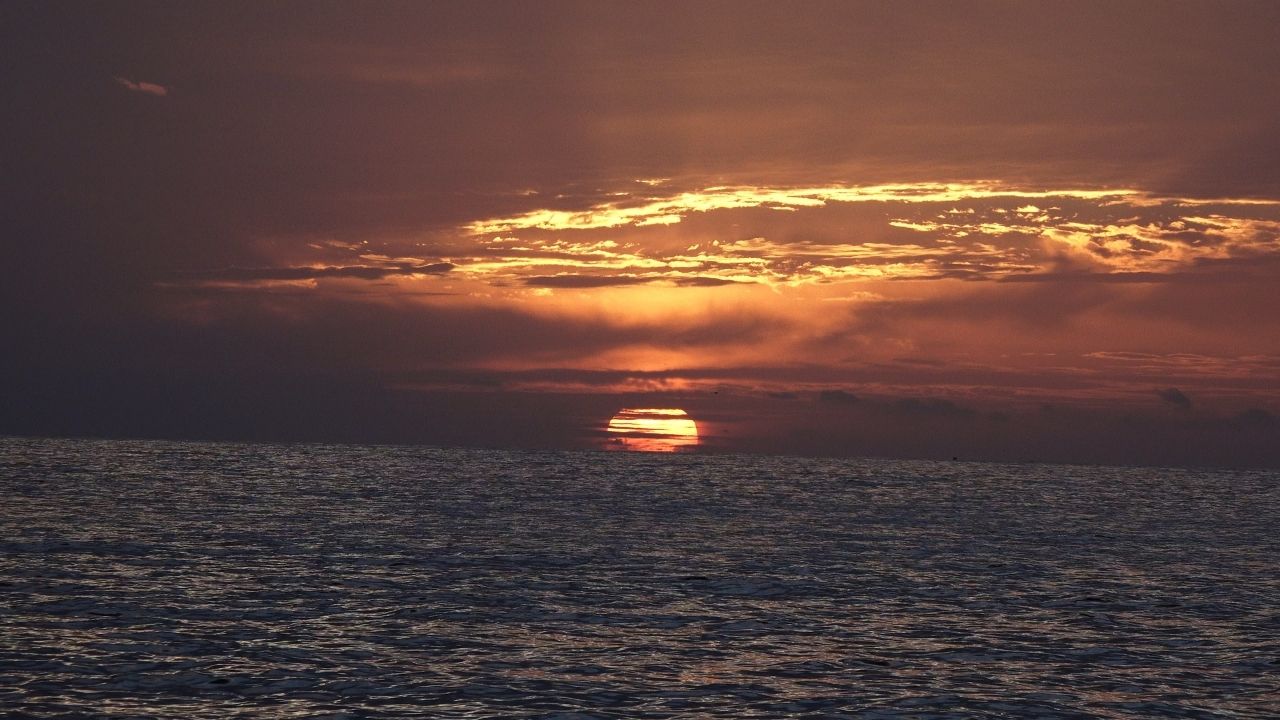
[1,436,1278,719]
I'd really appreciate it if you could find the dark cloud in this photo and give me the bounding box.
[523,275,653,289]
[522,275,754,288]
[1231,407,1276,430]
[1157,387,1192,410]
[673,277,756,287]
[7,294,788,380]
[888,397,976,418]
[1161,122,1280,199]
[817,389,860,405]
[891,357,947,367]
[999,272,1171,284]
[845,283,1117,335]
[184,263,454,282]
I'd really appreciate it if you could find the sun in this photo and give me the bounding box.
[606,408,700,452]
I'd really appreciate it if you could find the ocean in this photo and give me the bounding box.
[1,436,1277,718]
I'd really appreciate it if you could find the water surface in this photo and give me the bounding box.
[2,437,1277,718]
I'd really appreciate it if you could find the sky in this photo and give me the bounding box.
[4,1,1280,466]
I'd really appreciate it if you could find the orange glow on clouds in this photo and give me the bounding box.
[606,408,700,453]
[464,182,1140,234]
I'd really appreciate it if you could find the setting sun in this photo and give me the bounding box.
[6,4,1280,718]
[606,408,700,453]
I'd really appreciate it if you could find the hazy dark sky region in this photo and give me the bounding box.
[4,1,1280,466]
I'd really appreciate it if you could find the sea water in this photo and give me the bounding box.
[1,436,1277,718]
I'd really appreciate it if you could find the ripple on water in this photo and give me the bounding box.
[1,436,1278,718]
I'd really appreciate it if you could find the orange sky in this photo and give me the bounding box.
[4,1,1280,465]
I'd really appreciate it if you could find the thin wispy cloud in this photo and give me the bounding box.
[114,76,169,96]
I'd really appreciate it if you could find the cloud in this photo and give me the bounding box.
[114,76,169,96]
[845,283,1115,335]
[1000,271,1171,284]
[889,397,976,418]
[1156,387,1192,410]
[456,187,1280,290]
[466,182,1139,234]
[521,274,754,288]
[182,263,454,282]
[674,276,756,287]
[151,294,786,369]
[1231,407,1276,430]
[523,275,653,288]
[817,389,859,405]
